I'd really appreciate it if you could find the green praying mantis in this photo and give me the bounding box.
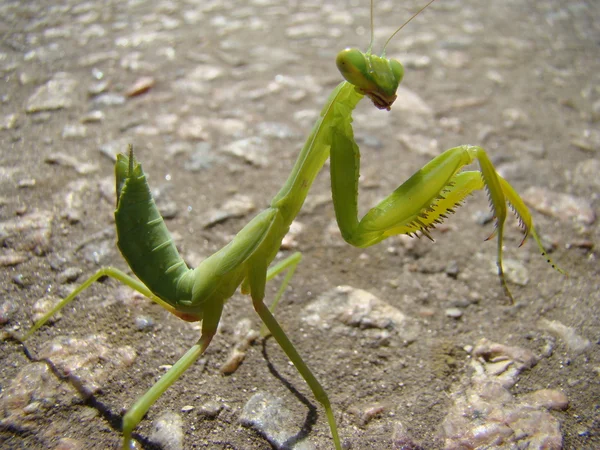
[19,1,565,449]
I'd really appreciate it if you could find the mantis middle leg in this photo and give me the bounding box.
[245,250,341,449]
[21,267,172,341]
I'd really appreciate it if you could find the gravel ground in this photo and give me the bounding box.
[1,0,598,449]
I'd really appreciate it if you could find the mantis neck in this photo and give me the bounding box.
[271,81,363,226]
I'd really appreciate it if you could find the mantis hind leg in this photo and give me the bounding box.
[21,267,162,341]
[246,253,341,450]
[252,296,341,450]
[257,251,303,337]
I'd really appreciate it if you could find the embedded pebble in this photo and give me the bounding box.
[445,260,460,278]
[0,251,30,267]
[25,72,78,112]
[57,267,83,284]
[185,142,215,172]
[209,118,247,138]
[494,258,529,286]
[54,438,85,450]
[17,178,36,188]
[30,295,63,324]
[92,93,126,106]
[571,129,600,153]
[302,286,420,343]
[80,110,105,123]
[61,179,91,224]
[240,391,315,450]
[399,53,431,69]
[61,123,87,139]
[198,400,223,419]
[286,24,325,39]
[523,389,569,411]
[348,403,386,426]
[220,318,260,374]
[392,421,425,449]
[573,158,600,189]
[396,133,439,157]
[473,338,538,373]
[1,113,19,130]
[522,187,596,225]
[30,112,52,123]
[99,139,131,161]
[134,315,155,331]
[177,116,210,141]
[357,133,383,149]
[78,50,119,67]
[125,76,155,97]
[45,152,98,174]
[188,65,223,81]
[222,136,270,167]
[538,318,591,354]
[0,362,76,424]
[280,220,304,250]
[202,194,255,228]
[437,49,470,69]
[502,107,529,128]
[37,334,136,396]
[441,338,564,448]
[153,113,179,134]
[0,299,18,324]
[0,211,53,255]
[257,122,298,140]
[445,307,463,319]
[149,411,184,450]
[444,97,489,112]
[156,198,178,220]
[87,80,109,96]
[97,176,115,202]
[172,77,211,96]
[394,86,434,116]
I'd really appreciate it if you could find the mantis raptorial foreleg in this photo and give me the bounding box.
[330,140,563,301]
[19,0,565,448]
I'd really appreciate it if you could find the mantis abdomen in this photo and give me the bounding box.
[115,152,190,305]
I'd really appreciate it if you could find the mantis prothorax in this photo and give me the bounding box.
[20,1,564,449]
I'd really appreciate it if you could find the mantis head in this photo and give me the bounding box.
[336,0,436,111]
[336,49,404,110]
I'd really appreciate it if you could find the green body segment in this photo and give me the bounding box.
[115,154,190,305]
[272,82,362,223]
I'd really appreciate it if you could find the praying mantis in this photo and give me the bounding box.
[17,1,565,449]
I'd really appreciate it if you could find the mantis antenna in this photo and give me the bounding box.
[381,0,437,56]
[367,0,375,53]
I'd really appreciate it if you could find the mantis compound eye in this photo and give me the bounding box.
[389,58,404,86]
[336,48,373,91]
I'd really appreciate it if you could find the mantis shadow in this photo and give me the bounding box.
[260,336,319,449]
[12,337,161,450]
